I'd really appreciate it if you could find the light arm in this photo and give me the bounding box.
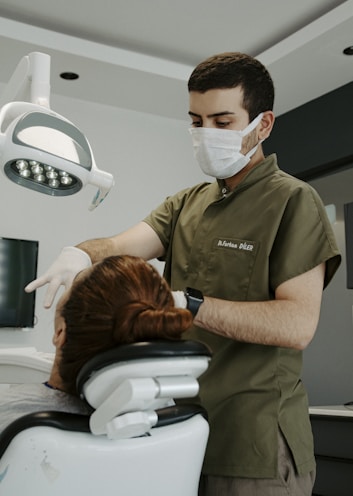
[0,52,50,108]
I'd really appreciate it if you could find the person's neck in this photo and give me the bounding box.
[46,358,66,392]
[224,150,265,191]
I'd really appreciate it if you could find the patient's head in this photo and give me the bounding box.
[52,255,192,395]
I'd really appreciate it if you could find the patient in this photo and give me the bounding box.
[0,255,193,435]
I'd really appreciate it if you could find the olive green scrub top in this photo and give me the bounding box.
[143,154,341,478]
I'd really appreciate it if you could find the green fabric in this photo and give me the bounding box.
[143,154,341,478]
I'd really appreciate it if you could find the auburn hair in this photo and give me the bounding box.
[59,255,192,394]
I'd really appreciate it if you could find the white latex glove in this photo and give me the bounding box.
[25,246,92,308]
[172,290,187,309]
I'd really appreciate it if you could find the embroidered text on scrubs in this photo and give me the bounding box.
[217,240,254,252]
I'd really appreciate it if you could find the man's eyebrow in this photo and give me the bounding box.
[188,111,236,118]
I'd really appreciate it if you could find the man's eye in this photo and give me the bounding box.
[216,122,230,128]
[191,121,202,127]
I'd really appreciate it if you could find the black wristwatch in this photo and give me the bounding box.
[185,287,204,317]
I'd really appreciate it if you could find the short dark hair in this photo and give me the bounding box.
[188,52,274,121]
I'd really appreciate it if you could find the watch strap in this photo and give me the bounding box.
[185,287,204,317]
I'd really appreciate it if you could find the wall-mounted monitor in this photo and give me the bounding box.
[0,237,39,328]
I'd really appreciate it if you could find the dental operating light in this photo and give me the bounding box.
[0,52,114,210]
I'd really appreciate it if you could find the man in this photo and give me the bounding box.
[26,52,341,495]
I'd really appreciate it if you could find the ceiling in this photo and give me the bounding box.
[0,0,352,121]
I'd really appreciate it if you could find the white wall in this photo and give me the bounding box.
[304,167,353,406]
[0,89,205,351]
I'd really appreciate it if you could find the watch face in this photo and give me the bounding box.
[185,287,204,316]
[186,287,203,301]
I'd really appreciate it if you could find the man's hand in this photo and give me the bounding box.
[25,246,92,308]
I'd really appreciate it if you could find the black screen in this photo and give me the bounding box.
[0,237,38,327]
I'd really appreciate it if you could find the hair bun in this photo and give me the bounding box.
[113,302,192,344]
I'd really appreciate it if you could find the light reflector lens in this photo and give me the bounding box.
[5,159,81,196]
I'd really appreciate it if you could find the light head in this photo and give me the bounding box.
[0,52,114,210]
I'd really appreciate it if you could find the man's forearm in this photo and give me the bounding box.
[193,297,318,350]
[77,222,165,264]
[193,263,325,350]
[77,237,115,263]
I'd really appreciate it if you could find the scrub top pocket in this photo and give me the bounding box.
[205,237,259,300]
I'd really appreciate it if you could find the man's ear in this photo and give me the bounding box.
[259,111,275,140]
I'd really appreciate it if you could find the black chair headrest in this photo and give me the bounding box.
[76,340,212,395]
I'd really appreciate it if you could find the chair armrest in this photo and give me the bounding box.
[0,411,90,459]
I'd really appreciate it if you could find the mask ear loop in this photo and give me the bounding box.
[240,112,265,161]
[239,112,264,137]
[244,138,264,162]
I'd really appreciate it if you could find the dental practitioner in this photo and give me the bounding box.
[26,52,341,496]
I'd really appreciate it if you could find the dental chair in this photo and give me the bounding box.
[0,340,211,496]
[0,346,53,384]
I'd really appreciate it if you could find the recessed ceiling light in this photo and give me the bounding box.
[343,46,353,55]
[60,72,79,80]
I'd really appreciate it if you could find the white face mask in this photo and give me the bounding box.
[189,113,263,179]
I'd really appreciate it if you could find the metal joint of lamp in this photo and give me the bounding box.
[0,52,114,210]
